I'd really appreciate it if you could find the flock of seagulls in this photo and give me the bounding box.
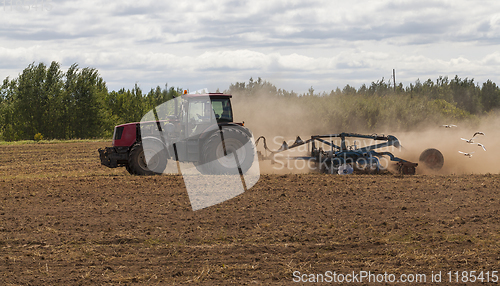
[441,124,486,158]
[460,132,486,152]
[455,128,486,157]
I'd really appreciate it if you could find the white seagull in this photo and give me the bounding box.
[477,143,487,151]
[473,131,485,138]
[441,124,457,128]
[461,137,474,143]
[459,151,474,158]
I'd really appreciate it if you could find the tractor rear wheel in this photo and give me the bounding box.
[128,141,167,175]
[200,128,254,175]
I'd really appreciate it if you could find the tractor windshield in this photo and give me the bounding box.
[187,99,213,123]
[210,98,233,123]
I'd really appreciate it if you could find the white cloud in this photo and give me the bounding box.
[197,50,272,70]
[1,0,500,93]
[481,52,500,65]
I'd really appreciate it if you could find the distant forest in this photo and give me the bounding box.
[1,61,499,141]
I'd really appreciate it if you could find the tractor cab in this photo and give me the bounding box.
[178,93,234,138]
[147,92,241,163]
[180,93,233,122]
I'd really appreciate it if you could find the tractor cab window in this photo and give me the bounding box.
[188,98,213,123]
[186,98,215,136]
[210,98,233,123]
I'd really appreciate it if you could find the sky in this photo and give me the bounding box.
[1,0,500,94]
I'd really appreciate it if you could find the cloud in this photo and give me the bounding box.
[481,52,500,65]
[1,0,500,94]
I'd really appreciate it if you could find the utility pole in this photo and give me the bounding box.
[393,69,396,93]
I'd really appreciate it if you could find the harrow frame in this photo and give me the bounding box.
[256,133,418,174]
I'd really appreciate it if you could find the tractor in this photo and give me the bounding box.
[98,92,256,176]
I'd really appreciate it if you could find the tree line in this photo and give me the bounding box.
[1,62,500,141]
[0,61,180,141]
[229,76,500,114]
[228,76,500,133]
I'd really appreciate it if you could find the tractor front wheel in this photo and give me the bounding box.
[125,163,134,175]
[128,141,167,175]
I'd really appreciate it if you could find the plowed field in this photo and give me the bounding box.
[1,142,500,285]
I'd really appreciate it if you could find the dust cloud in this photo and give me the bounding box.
[232,92,500,175]
[232,92,319,174]
[393,115,500,175]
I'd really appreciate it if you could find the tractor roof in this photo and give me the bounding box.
[182,93,232,98]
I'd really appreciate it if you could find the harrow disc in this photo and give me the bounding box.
[419,148,444,170]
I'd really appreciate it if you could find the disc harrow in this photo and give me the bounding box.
[256,133,443,175]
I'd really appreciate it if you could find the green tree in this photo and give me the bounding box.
[43,61,66,139]
[480,80,500,112]
[450,76,482,114]
[65,64,108,138]
[15,62,50,139]
[0,77,18,140]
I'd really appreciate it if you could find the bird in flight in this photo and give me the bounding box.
[441,124,457,128]
[477,143,487,151]
[461,137,474,143]
[473,131,485,137]
[458,151,474,158]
